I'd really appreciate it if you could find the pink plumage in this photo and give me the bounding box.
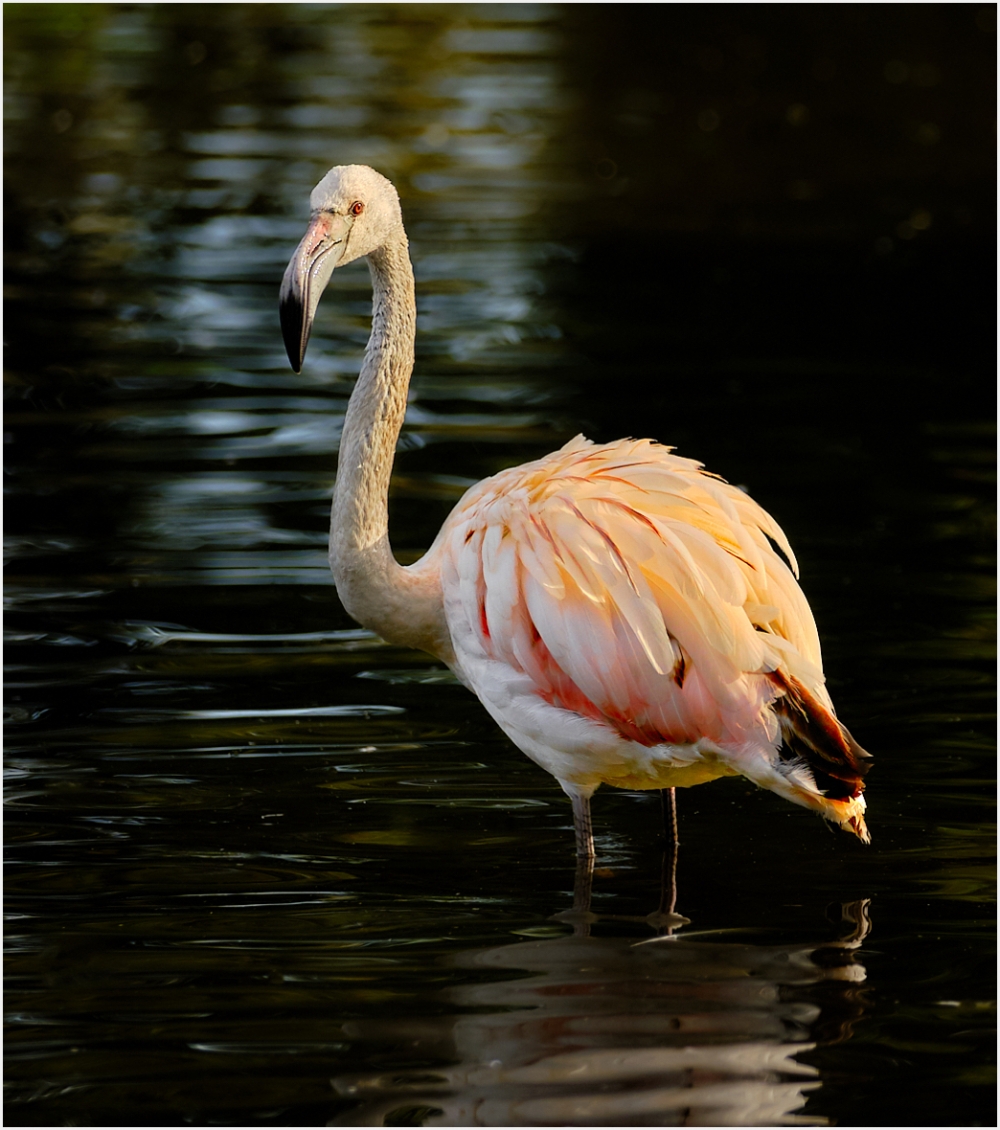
[437,435,870,841]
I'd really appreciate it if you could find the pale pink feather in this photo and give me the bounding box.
[442,435,822,751]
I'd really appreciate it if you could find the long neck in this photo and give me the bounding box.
[329,232,448,656]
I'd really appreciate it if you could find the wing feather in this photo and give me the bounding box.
[443,435,829,751]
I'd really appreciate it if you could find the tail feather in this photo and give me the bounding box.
[768,671,872,843]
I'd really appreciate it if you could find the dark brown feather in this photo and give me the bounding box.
[768,671,871,800]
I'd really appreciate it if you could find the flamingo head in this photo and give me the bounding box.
[279,164,403,372]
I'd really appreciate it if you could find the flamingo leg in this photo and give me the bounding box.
[552,793,594,931]
[660,786,679,848]
[661,787,679,918]
[571,792,595,860]
[647,787,689,933]
[658,827,679,923]
[572,853,593,922]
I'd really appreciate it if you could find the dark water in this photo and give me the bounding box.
[4,5,995,1126]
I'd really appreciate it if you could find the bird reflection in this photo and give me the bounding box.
[329,896,871,1127]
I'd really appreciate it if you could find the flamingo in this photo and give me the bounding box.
[279,164,871,862]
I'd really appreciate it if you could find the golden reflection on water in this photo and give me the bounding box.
[331,902,871,1127]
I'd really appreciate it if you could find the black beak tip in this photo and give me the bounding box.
[284,345,303,374]
[279,292,307,374]
[283,334,303,373]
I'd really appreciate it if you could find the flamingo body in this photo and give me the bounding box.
[279,164,871,855]
[432,434,869,839]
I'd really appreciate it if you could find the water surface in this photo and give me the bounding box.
[5,5,995,1126]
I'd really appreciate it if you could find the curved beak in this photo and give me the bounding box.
[279,212,352,372]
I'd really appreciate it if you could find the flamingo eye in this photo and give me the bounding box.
[350,201,364,216]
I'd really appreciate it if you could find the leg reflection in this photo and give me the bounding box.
[553,852,597,937]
